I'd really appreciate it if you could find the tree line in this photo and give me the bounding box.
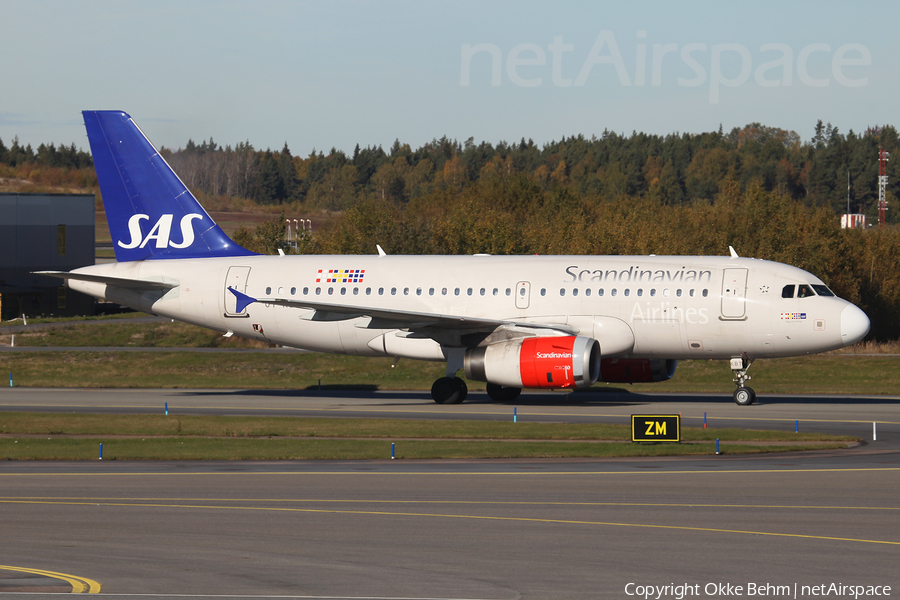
[0,136,94,170]
[5,121,898,223]
[159,121,899,224]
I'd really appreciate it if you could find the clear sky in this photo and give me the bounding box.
[2,0,897,156]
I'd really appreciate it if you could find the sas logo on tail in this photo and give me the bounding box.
[118,213,203,249]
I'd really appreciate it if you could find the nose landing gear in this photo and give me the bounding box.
[731,355,756,405]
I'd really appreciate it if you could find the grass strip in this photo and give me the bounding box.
[0,413,856,443]
[0,413,856,459]
[0,438,852,461]
[1,350,899,394]
[0,312,150,327]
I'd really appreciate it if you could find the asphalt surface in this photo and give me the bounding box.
[1,389,898,599]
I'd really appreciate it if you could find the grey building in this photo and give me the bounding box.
[0,192,95,320]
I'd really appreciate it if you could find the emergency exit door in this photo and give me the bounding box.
[516,281,531,309]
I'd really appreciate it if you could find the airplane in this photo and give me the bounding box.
[39,111,871,406]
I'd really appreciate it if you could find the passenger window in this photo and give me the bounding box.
[416,288,422,296]
[404,288,409,295]
[598,289,604,297]
[302,287,308,295]
[702,289,708,297]
[442,288,448,295]
[540,288,546,296]
[278,287,284,295]
[340,288,346,295]
[492,288,498,296]
[315,287,321,295]
[366,288,372,295]
[676,289,682,297]
[689,289,694,297]
[455,288,460,296]
[353,288,359,295]
[560,288,566,296]
[797,284,814,298]
[585,289,591,297]
[428,288,434,296]
[467,288,473,296]
[480,288,486,296]
[637,289,643,297]
[266,287,272,295]
[611,289,617,297]
[378,287,384,295]
[782,285,795,298]
[505,288,511,296]
[391,288,397,296]
[624,289,630,297]
[328,288,334,295]
[573,288,579,297]
[290,287,296,295]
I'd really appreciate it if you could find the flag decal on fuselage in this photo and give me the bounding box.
[316,269,366,284]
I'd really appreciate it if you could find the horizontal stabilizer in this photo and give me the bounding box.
[35,271,179,290]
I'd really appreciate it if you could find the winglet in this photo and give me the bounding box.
[376,244,387,256]
[228,287,257,313]
[729,246,739,258]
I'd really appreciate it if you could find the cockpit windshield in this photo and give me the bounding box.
[781,284,836,299]
[797,284,814,298]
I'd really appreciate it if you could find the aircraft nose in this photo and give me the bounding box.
[840,304,870,346]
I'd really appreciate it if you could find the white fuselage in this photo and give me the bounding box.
[67,254,865,362]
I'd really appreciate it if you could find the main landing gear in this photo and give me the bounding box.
[430,379,523,404]
[730,355,756,405]
[431,377,468,404]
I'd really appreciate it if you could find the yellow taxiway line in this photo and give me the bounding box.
[0,565,101,593]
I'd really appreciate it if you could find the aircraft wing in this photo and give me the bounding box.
[34,271,180,290]
[229,288,573,333]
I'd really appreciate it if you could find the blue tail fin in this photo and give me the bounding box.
[83,110,256,261]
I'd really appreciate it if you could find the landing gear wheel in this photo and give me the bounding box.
[431,377,468,404]
[486,383,522,402]
[733,386,756,406]
[730,354,755,406]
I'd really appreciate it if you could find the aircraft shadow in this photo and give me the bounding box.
[179,387,897,407]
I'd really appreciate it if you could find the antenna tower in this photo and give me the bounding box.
[878,145,889,226]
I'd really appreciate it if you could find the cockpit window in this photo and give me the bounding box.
[812,285,835,297]
[797,284,815,298]
[782,285,795,298]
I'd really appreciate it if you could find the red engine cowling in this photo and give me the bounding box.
[464,336,601,389]
[598,358,677,383]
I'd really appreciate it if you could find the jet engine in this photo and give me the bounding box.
[464,335,601,389]
[598,358,677,383]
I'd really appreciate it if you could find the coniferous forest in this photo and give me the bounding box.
[2,121,899,339]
